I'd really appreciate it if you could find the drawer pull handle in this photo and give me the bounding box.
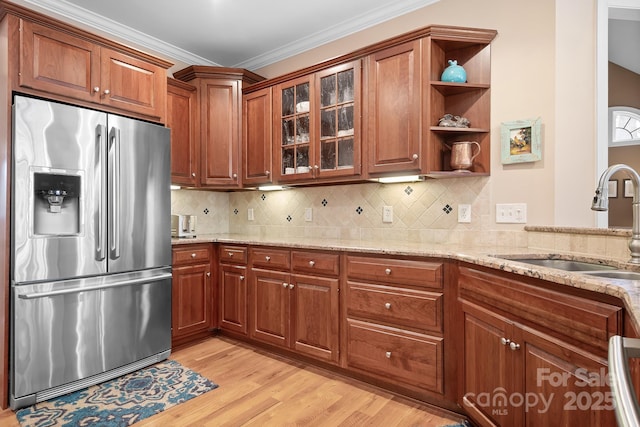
[309,260,315,267]
[500,337,510,346]
[384,302,391,310]
[228,252,234,257]
[385,268,391,275]
[509,341,521,351]
[265,256,271,261]
[191,253,197,258]
[385,351,392,359]
[289,284,295,289]
[282,282,288,288]
[239,275,245,281]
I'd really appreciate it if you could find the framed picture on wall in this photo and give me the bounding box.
[500,118,542,164]
[625,179,634,198]
[609,180,618,198]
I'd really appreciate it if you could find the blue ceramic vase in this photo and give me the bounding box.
[441,60,467,83]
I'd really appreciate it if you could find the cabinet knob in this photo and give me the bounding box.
[385,268,392,275]
[192,172,196,177]
[206,272,211,277]
[191,253,197,258]
[509,341,521,351]
[233,173,238,179]
[309,260,315,267]
[265,170,270,176]
[282,282,288,288]
[288,283,294,289]
[93,86,100,93]
[385,351,392,359]
[412,153,418,160]
[384,302,391,310]
[265,256,271,261]
[103,89,110,95]
[239,275,245,281]
[228,252,234,257]
[500,337,510,346]
[314,165,319,170]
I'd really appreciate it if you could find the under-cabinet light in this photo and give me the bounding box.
[170,185,181,190]
[377,175,421,184]
[257,185,285,191]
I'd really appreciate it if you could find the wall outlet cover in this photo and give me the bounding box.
[382,206,393,223]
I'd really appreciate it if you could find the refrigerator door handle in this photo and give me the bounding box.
[108,126,121,260]
[96,124,106,261]
[17,272,173,299]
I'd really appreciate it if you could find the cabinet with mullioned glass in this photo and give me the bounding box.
[273,60,361,183]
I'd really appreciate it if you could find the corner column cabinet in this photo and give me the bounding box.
[343,255,445,397]
[271,60,362,184]
[458,265,620,427]
[167,78,199,186]
[16,18,170,122]
[249,247,340,364]
[218,244,248,335]
[174,66,264,189]
[171,244,215,347]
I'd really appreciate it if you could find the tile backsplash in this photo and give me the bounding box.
[171,189,230,234]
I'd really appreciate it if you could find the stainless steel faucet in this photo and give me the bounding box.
[592,163,640,263]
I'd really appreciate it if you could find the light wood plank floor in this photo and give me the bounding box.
[0,336,466,426]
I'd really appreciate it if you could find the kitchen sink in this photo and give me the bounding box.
[583,270,640,281]
[500,258,617,272]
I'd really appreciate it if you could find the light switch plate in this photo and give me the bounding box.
[496,203,527,223]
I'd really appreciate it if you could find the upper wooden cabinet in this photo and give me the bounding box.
[15,18,170,122]
[242,87,273,186]
[272,60,362,184]
[167,78,199,186]
[175,66,264,189]
[244,25,496,182]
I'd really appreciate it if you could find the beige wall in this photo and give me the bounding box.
[253,0,598,229]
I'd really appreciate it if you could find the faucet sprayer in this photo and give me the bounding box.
[592,164,640,263]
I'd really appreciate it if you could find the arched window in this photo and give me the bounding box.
[610,106,640,147]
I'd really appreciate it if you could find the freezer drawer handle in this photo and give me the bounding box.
[609,335,640,427]
[18,272,172,299]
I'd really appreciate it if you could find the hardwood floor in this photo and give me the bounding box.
[0,337,465,426]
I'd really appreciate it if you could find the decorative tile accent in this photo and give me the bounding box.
[443,204,452,214]
[286,215,292,222]
[322,198,328,206]
[203,208,209,215]
[405,186,413,195]
[233,208,239,215]
[356,206,363,215]
[261,194,266,201]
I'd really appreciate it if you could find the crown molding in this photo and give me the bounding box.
[14,0,439,70]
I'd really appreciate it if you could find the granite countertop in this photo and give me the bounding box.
[172,233,640,333]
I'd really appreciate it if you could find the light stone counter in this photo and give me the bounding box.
[172,232,640,333]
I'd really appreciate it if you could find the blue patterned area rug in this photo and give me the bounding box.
[15,359,218,427]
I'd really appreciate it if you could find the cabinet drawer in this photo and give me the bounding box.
[346,282,442,332]
[219,244,248,264]
[291,251,340,276]
[346,319,443,393]
[172,245,211,265]
[346,256,442,289]
[250,247,290,270]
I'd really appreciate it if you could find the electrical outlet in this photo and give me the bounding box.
[458,204,471,223]
[248,208,254,221]
[382,206,393,223]
[304,207,313,222]
[496,203,527,224]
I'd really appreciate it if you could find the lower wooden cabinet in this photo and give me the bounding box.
[459,265,620,427]
[249,248,340,364]
[343,255,445,395]
[219,244,248,335]
[171,244,214,347]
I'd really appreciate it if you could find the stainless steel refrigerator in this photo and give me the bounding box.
[10,95,172,409]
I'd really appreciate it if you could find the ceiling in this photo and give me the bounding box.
[11,0,439,71]
[610,7,640,75]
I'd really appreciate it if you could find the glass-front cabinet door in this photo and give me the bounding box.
[273,61,361,183]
